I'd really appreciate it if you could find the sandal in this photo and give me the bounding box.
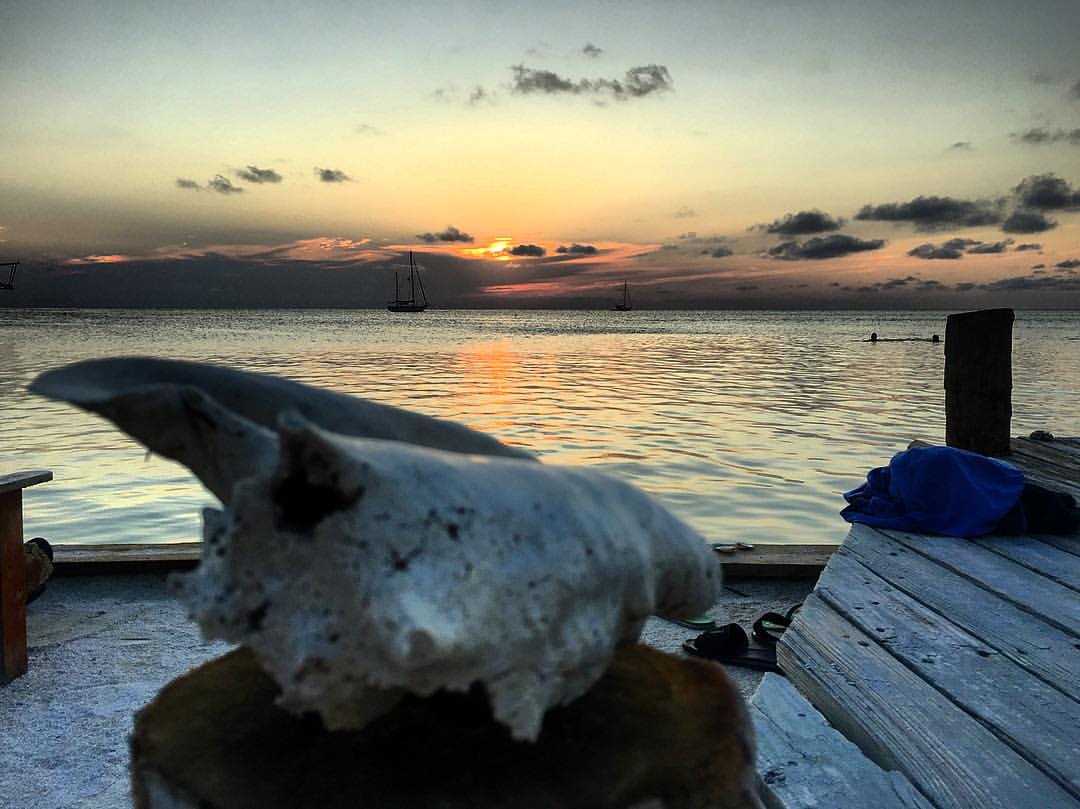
[752,604,801,645]
[682,623,780,673]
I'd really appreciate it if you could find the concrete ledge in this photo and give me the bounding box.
[52,542,836,579]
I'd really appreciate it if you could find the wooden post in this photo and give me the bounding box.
[0,490,28,683]
[944,308,1013,456]
[0,470,53,684]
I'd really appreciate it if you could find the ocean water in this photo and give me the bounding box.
[2,308,1077,547]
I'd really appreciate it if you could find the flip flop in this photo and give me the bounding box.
[752,604,802,646]
[682,623,781,673]
[660,614,717,630]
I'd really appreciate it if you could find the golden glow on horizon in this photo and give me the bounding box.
[463,237,514,260]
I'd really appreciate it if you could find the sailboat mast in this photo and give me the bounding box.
[409,251,416,303]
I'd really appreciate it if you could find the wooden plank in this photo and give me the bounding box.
[0,470,52,496]
[778,594,1078,809]
[973,535,1080,591]
[54,542,202,565]
[1032,533,1080,558]
[750,673,934,809]
[1008,438,1080,477]
[883,528,1080,635]
[842,524,1078,696]
[816,550,1080,796]
[0,489,28,683]
[47,541,835,578]
[720,543,836,578]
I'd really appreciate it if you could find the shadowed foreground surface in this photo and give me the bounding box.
[132,644,760,809]
[0,575,812,809]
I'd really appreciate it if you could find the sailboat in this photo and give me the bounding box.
[613,280,632,311]
[387,251,428,312]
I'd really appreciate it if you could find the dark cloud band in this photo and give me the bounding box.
[768,234,884,260]
[761,209,844,235]
[855,195,1002,231]
[416,225,473,243]
[510,64,673,101]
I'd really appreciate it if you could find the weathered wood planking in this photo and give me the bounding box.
[1008,438,1080,477]
[778,594,1078,809]
[1031,533,1080,558]
[48,541,836,578]
[843,525,1079,696]
[816,550,1080,796]
[973,535,1080,591]
[750,673,934,809]
[883,529,1080,636]
[0,470,52,495]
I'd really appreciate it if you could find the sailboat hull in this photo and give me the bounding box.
[387,303,428,312]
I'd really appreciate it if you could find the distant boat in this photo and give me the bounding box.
[613,280,632,311]
[0,260,18,291]
[387,252,428,312]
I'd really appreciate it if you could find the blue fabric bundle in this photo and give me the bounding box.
[841,445,1025,537]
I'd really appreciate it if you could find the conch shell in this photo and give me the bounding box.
[31,358,721,740]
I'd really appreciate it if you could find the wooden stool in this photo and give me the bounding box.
[1,470,53,684]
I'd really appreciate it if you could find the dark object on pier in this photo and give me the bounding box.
[944,308,1013,456]
[130,644,763,809]
[0,261,17,291]
[1029,430,1054,441]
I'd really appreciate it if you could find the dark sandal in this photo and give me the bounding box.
[682,624,781,673]
[752,604,801,645]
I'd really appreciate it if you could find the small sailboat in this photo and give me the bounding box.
[0,260,18,291]
[613,280,632,311]
[387,252,428,312]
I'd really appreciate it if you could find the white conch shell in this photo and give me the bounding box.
[31,359,721,741]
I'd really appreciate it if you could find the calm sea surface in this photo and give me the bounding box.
[2,309,1078,546]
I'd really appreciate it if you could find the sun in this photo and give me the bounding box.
[463,237,514,260]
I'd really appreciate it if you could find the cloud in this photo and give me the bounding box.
[908,243,964,260]
[234,165,282,184]
[854,195,1002,230]
[1057,258,1080,269]
[677,231,697,240]
[979,273,1080,291]
[707,246,734,258]
[416,225,474,244]
[1012,174,1080,209]
[948,141,973,150]
[767,234,885,260]
[355,124,383,135]
[1011,127,1080,145]
[942,238,981,250]
[1014,243,1042,251]
[315,167,351,183]
[510,64,673,101]
[176,178,201,190]
[967,240,1013,254]
[1002,211,1058,233]
[760,209,844,235]
[674,206,696,218]
[468,85,493,105]
[207,175,243,194]
[583,43,603,58]
[1032,263,1046,269]
[509,243,546,257]
[1073,79,1080,99]
[555,243,598,254]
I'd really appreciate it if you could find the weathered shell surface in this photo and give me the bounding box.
[30,358,721,740]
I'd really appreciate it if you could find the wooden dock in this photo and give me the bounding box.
[751,436,1080,809]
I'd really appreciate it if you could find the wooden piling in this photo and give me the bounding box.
[944,308,1013,456]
